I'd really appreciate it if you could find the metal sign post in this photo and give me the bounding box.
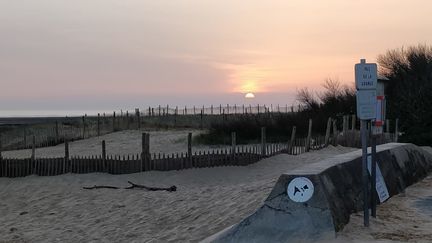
[360,119,369,227]
[355,59,378,227]
[371,132,377,217]
[370,80,385,218]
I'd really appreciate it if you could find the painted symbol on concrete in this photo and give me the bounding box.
[287,177,314,203]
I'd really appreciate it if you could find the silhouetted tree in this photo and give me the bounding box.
[296,88,319,111]
[296,78,356,117]
[377,44,432,145]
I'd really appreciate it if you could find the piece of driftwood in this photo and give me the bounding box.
[125,181,177,192]
[83,185,120,190]
[82,181,176,192]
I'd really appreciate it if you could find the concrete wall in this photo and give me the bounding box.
[204,143,432,243]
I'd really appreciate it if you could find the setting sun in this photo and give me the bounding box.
[245,92,255,98]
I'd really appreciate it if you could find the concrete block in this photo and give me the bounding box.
[204,143,432,243]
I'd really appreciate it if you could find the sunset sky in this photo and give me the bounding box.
[1,0,432,113]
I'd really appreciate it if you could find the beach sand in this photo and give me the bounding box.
[2,129,231,159]
[335,174,432,243]
[0,146,355,243]
[2,138,432,243]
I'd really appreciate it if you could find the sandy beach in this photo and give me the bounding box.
[0,146,355,243]
[2,129,231,159]
[1,141,432,243]
[337,174,432,243]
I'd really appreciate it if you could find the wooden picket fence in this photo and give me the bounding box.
[0,148,268,178]
[0,131,397,178]
[0,113,399,178]
[0,104,303,151]
[0,134,334,178]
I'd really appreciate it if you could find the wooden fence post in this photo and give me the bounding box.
[64,140,69,174]
[386,119,390,133]
[136,108,141,130]
[24,126,27,148]
[145,133,150,170]
[394,118,399,142]
[332,119,338,146]
[342,116,348,135]
[112,112,116,132]
[174,106,178,126]
[351,114,356,130]
[325,117,332,146]
[101,140,106,172]
[96,113,100,136]
[261,127,266,156]
[188,133,192,167]
[141,133,145,172]
[231,132,236,155]
[31,135,36,160]
[55,121,59,143]
[126,111,130,130]
[82,116,86,139]
[306,119,312,152]
[289,126,296,154]
[0,133,2,161]
[200,110,203,129]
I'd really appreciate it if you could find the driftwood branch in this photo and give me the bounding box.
[83,185,120,190]
[125,181,177,192]
[82,181,176,192]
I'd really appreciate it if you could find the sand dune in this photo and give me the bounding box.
[2,142,432,243]
[2,129,231,159]
[0,146,355,243]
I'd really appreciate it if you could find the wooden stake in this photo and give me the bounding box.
[126,111,130,130]
[82,116,86,139]
[31,135,36,160]
[395,118,399,142]
[342,116,348,135]
[324,117,332,146]
[231,132,236,155]
[200,110,203,129]
[102,140,106,172]
[289,126,296,154]
[24,126,27,148]
[261,127,266,156]
[188,133,192,167]
[112,112,116,132]
[64,140,69,174]
[141,133,145,171]
[145,134,150,170]
[306,119,312,152]
[386,119,390,133]
[55,121,59,143]
[136,108,141,130]
[0,133,2,161]
[332,119,338,146]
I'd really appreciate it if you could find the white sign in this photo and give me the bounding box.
[356,90,377,120]
[287,177,314,203]
[367,155,390,203]
[372,125,383,135]
[355,61,377,90]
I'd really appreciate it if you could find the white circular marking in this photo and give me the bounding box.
[287,177,314,203]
